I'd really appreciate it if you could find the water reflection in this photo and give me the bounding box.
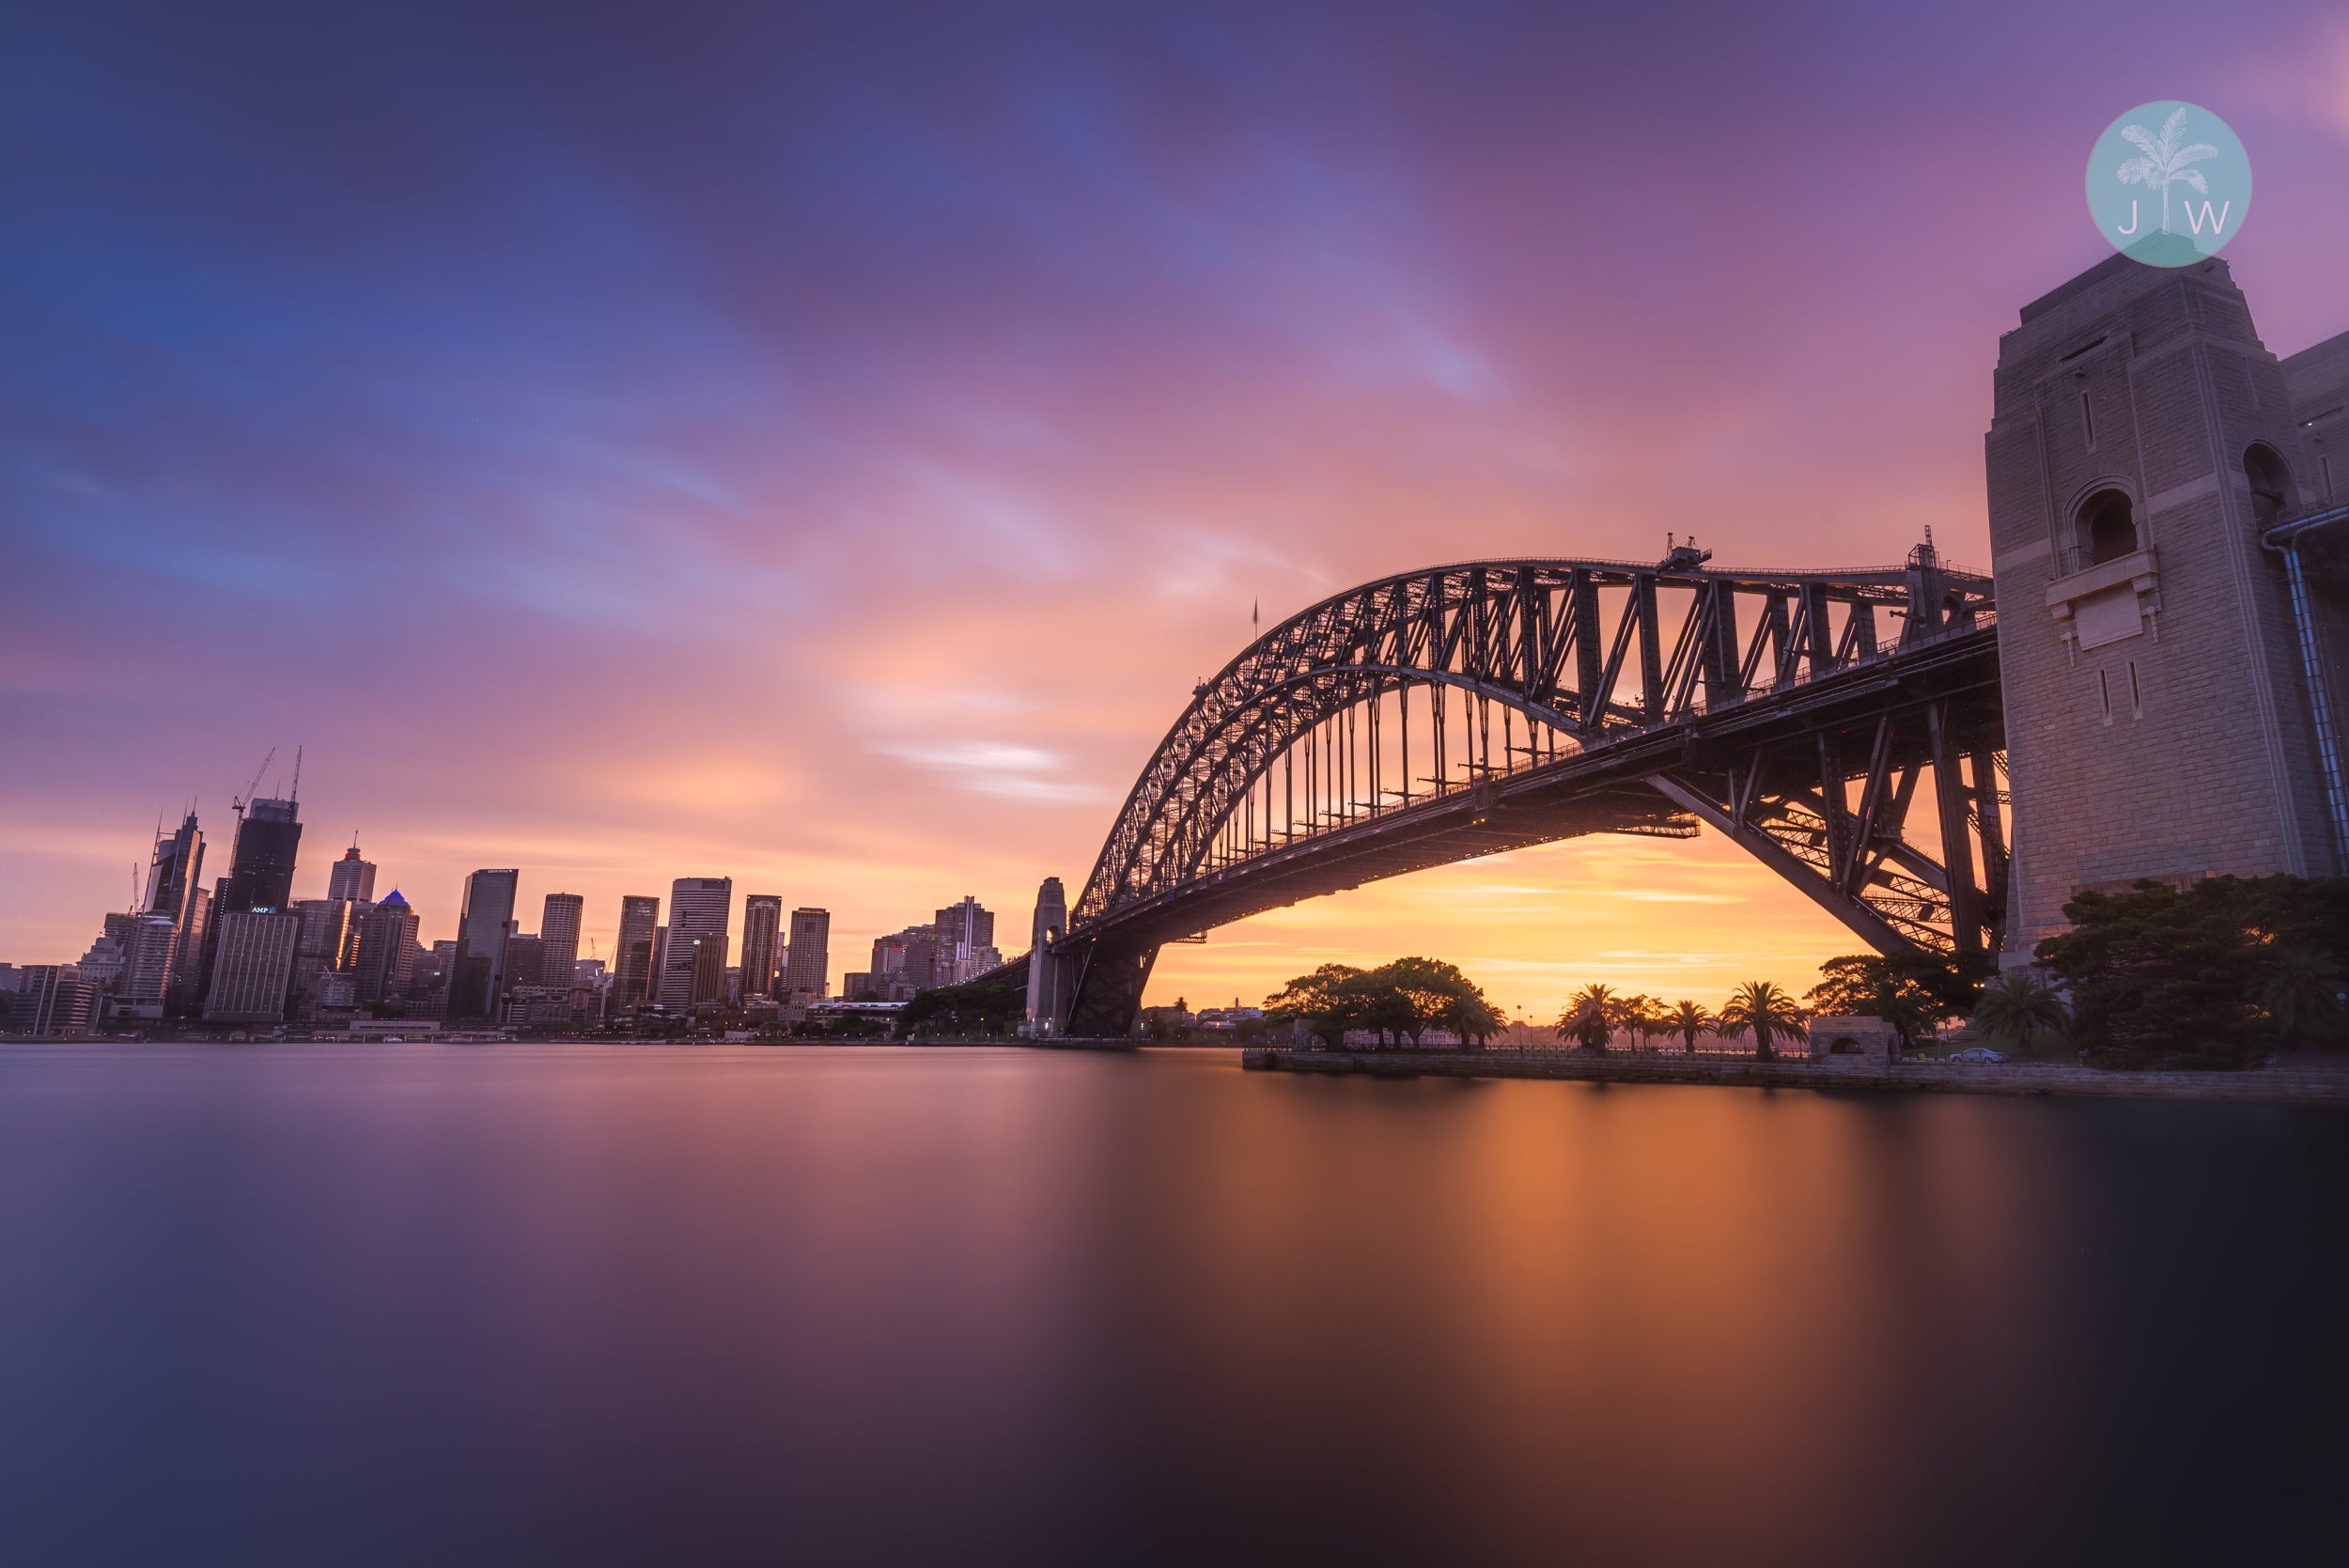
[0,1045,2341,1564]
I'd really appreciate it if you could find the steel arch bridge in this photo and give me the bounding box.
[1027,541,2006,1038]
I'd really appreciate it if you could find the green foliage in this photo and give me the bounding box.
[793,1012,891,1040]
[2255,947,2346,1048]
[1972,972,2069,1053]
[2035,875,2349,1068]
[1265,956,1502,1048]
[1805,954,1977,1048]
[1557,983,1615,1049]
[1716,980,1807,1062]
[1666,1000,1712,1051]
[898,973,1026,1038]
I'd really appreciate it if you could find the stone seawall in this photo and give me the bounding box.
[1240,1048,2349,1107]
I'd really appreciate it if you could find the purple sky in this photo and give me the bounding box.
[6,1,2345,1006]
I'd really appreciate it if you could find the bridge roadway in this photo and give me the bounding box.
[1073,622,1996,953]
[973,617,2001,1032]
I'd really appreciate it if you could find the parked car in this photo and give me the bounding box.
[1949,1046,2007,1063]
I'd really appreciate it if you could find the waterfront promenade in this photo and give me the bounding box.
[1240,1046,2349,1106]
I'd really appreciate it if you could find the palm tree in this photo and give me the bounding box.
[1667,999,1711,1054]
[1716,981,1807,1062]
[1972,972,2069,1055]
[1557,983,1615,1050]
[2255,949,2346,1049]
[2115,105,2217,234]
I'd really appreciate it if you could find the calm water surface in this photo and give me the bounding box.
[1,1044,2342,1565]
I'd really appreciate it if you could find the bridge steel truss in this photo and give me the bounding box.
[1050,549,2004,1037]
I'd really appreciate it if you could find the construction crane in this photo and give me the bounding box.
[233,747,275,822]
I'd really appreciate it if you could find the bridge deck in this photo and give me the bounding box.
[1074,622,1999,953]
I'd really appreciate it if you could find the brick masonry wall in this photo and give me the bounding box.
[1985,257,2339,960]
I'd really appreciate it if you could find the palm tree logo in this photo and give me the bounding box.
[2115,106,2217,234]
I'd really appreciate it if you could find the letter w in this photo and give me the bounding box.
[2185,200,2232,236]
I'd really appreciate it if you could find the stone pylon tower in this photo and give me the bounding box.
[1024,877,1067,1034]
[1986,254,2342,962]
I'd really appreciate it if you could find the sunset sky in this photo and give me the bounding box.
[6,1,2347,1015]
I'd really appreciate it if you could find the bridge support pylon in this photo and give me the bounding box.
[1057,938,1158,1040]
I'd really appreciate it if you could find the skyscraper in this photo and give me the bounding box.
[658,878,731,1008]
[689,931,727,1005]
[539,894,583,996]
[221,798,303,914]
[204,909,302,1023]
[934,896,999,985]
[785,908,830,997]
[136,813,205,1014]
[170,887,210,1011]
[870,924,937,1001]
[614,895,660,1009]
[119,913,181,1009]
[502,934,545,990]
[196,793,303,1009]
[291,898,355,1003]
[326,842,377,903]
[351,892,419,1005]
[449,869,519,1020]
[739,894,783,999]
[144,811,205,935]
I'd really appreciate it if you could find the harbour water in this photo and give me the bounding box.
[1,1044,2341,1564]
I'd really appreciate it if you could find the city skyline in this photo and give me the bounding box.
[7,3,2349,1020]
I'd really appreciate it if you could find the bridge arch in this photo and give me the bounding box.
[1042,544,2004,1037]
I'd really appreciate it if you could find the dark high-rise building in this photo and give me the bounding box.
[326,842,377,903]
[614,895,660,1009]
[222,798,303,914]
[170,887,210,1011]
[204,909,302,1024]
[351,892,419,1005]
[539,893,583,996]
[502,934,545,991]
[785,908,830,997]
[870,924,937,1000]
[739,895,783,999]
[934,896,997,986]
[196,794,303,1009]
[449,869,519,1020]
[688,931,727,1006]
[144,812,205,934]
[658,878,731,1009]
[291,898,355,1002]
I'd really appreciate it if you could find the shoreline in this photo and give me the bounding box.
[1238,1047,2349,1107]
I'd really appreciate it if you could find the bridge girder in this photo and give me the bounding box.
[1053,548,2000,1038]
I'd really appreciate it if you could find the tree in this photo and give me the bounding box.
[1264,963,1371,1048]
[2114,105,2217,234]
[1616,993,1664,1049]
[2254,948,2345,1050]
[2036,875,2349,1068]
[897,973,1026,1039]
[1430,979,1504,1048]
[1716,981,1807,1062]
[1558,984,1616,1050]
[1972,972,2068,1054]
[1667,999,1711,1053]
[1263,957,1504,1050]
[1806,953,1977,1054]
